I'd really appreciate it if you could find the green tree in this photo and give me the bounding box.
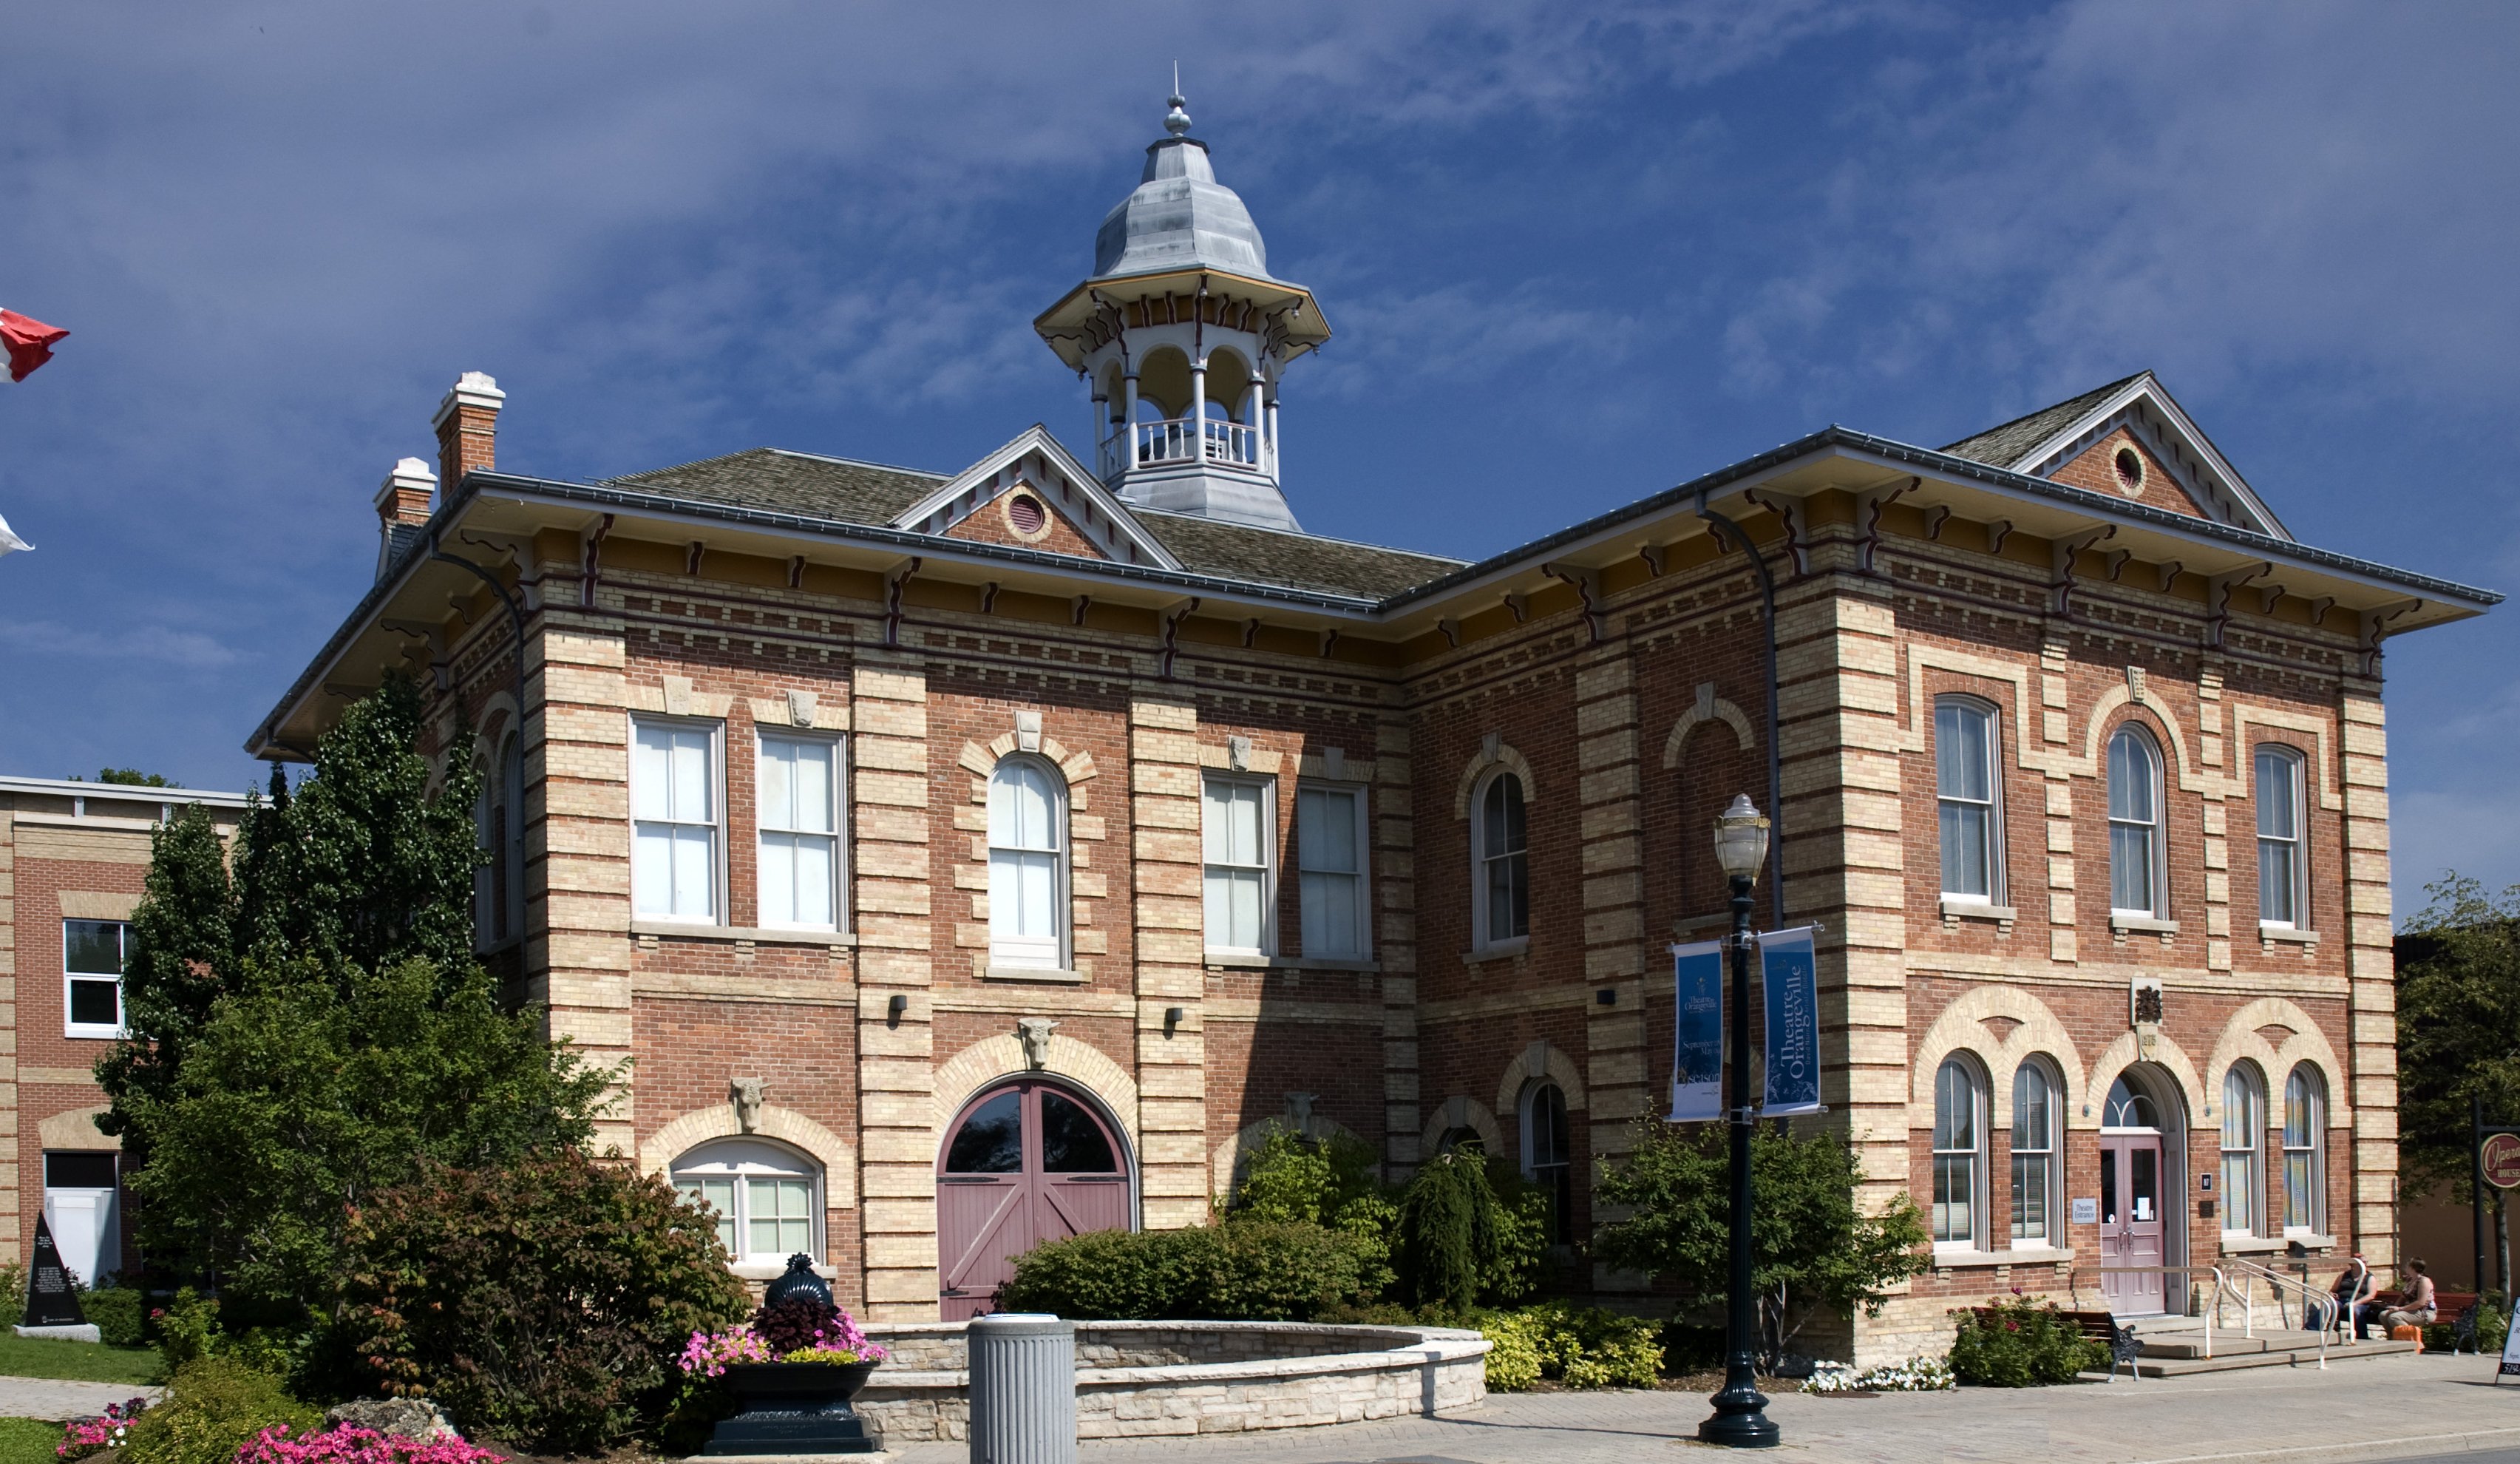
[80,768,180,787]
[2397,874,2520,1199]
[1592,1119,1929,1365]
[1393,1148,1544,1311]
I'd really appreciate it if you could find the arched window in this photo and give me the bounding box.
[1935,698,2002,901]
[473,734,526,949]
[1520,1080,1572,1246]
[2283,1065,2326,1235]
[989,758,1067,969]
[2220,1062,2265,1236]
[2108,725,2164,917]
[2011,1059,2060,1243]
[1472,772,1529,949]
[1434,1127,1484,1156]
[2255,745,2307,929]
[1932,1057,1985,1249]
[2104,1074,2161,1130]
[672,1139,821,1267]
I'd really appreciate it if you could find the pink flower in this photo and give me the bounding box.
[680,1325,775,1377]
[234,1425,505,1464]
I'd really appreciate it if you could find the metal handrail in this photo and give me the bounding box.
[2214,1255,2365,1370]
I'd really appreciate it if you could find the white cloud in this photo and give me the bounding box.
[0,620,243,671]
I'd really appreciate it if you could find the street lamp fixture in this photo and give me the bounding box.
[1700,793,1779,1448]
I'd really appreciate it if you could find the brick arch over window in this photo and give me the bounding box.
[1420,1095,1505,1160]
[2204,998,2351,1131]
[1452,739,1535,820]
[1660,683,1756,768]
[956,728,1099,789]
[2085,1029,2206,1133]
[1209,1113,1367,1201]
[1908,986,2088,1133]
[1495,1039,1587,1119]
[2078,685,2200,793]
[930,1031,1142,1152]
[639,1103,858,1208]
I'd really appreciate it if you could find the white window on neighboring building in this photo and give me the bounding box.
[988,757,1067,969]
[2256,745,2307,929]
[1471,771,1529,949]
[2283,1065,2326,1235]
[2221,1061,2265,1237]
[2011,1058,2060,1244]
[1296,783,1369,958]
[42,1152,121,1288]
[1932,1056,1985,1249]
[1935,697,2002,901]
[62,920,129,1040]
[632,719,721,922]
[671,1139,821,1267]
[758,733,843,930]
[1203,776,1273,956]
[2108,724,2165,917]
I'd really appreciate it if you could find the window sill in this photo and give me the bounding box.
[2259,924,2320,944]
[63,1028,126,1043]
[1464,937,1531,966]
[1930,1249,2028,1268]
[2220,1235,2289,1254]
[2110,913,2179,935]
[632,920,857,946]
[984,964,1087,985]
[1940,897,2017,924]
[1205,954,1381,973]
[2283,1232,2339,1250]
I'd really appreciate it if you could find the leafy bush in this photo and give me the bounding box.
[1478,1304,1661,1390]
[1394,1150,1546,1311]
[0,1261,22,1326]
[1478,1314,1542,1390]
[1657,1321,1723,1375]
[338,1150,751,1452]
[1232,1127,1401,1298]
[1945,1298,2106,1386]
[82,1287,145,1347]
[123,1357,322,1464]
[999,1221,1371,1321]
[2425,1296,2509,1355]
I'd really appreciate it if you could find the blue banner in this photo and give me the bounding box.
[1759,926,1821,1116]
[1668,941,1724,1122]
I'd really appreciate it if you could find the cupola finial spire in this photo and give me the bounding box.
[1164,67,1190,137]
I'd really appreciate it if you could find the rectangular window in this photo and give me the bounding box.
[62,920,129,1040]
[1297,784,1368,958]
[1203,776,1272,955]
[758,734,843,929]
[2257,747,2303,927]
[1935,699,2000,900]
[632,719,721,921]
[680,1176,738,1256]
[745,1176,813,1257]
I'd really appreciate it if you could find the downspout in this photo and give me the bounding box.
[1697,494,1786,928]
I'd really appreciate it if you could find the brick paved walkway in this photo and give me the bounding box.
[888,1352,2520,1464]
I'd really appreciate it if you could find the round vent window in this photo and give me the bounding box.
[1006,493,1047,535]
[2113,446,2145,492]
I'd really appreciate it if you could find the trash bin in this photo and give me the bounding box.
[968,1312,1075,1464]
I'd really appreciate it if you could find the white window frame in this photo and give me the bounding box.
[2255,745,2309,930]
[1202,774,1276,958]
[1932,1056,1986,1251]
[756,731,848,932]
[988,755,1070,969]
[1934,697,2004,904]
[670,1138,823,1272]
[2283,1065,2325,1236]
[2010,1057,2060,1245]
[1295,781,1371,960]
[2108,724,2167,918]
[61,919,130,1040]
[1470,770,1530,952]
[2221,1062,2265,1238]
[631,716,726,924]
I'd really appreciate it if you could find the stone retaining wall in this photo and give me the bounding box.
[855,1320,1490,1444]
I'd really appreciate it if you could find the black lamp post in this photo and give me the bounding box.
[1700,793,1778,1448]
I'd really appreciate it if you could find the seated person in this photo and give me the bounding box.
[2317,1256,2368,1333]
[2356,1258,2435,1340]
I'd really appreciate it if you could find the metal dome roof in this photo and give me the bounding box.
[1091,95,1277,282]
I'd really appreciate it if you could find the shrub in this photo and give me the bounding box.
[1478,1314,1543,1391]
[1945,1297,2106,1386]
[123,1357,321,1464]
[0,1260,22,1326]
[1394,1150,1546,1311]
[1232,1127,1400,1298]
[999,1221,1371,1321]
[234,1425,506,1464]
[1479,1304,1660,1390]
[82,1287,146,1347]
[337,1150,751,1453]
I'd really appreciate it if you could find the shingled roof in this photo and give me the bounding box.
[1133,508,1463,598]
[609,447,943,524]
[1942,372,2146,469]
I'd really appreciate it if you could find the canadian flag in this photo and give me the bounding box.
[1,310,69,382]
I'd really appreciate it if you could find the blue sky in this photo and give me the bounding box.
[2,1,2513,919]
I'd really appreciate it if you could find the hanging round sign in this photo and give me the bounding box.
[2482,1131,2520,1190]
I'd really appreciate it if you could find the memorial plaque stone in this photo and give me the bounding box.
[24,1216,86,1328]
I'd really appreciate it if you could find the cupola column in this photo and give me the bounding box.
[1189,356,1209,457]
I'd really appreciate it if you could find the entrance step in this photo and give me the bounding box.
[2083,1337,2419,1379]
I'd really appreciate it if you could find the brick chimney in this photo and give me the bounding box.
[432,370,505,489]
[373,456,439,580]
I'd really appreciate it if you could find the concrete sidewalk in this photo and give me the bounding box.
[0,1375,162,1422]
[888,1351,2520,1464]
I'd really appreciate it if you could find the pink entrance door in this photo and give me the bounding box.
[937,1080,1132,1320]
[2099,1133,2167,1315]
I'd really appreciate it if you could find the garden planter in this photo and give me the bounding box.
[703,1360,883,1455]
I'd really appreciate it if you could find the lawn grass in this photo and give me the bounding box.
[0,1332,160,1385]
[0,1417,60,1464]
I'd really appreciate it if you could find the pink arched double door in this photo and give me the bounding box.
[937,1080,1132,1320]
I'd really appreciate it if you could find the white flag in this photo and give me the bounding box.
[0,512,30,556]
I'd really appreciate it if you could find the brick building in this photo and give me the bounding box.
[0,776,249,1288]
[248,95,2496,1360]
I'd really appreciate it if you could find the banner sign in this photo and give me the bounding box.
[1668,941,1725,1122]
[2501,1295,2520,1380]
[2482,1132,2520,1190]
[1759,926,1822,1116]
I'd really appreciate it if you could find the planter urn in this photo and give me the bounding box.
[702,1360,882,1456]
